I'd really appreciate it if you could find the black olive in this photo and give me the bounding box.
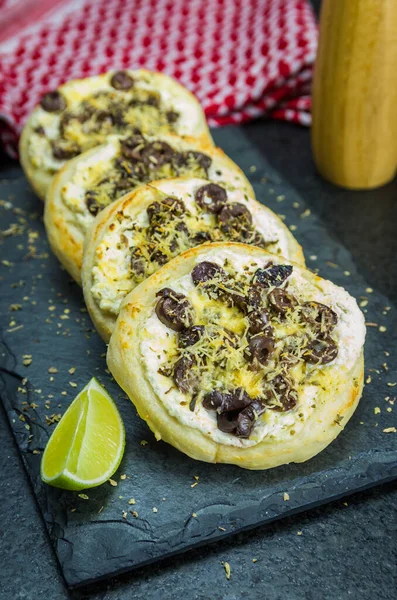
[119,135,145,159]
[235,399,265,438]
[166,110,179,123]
[266,374,298,412]
[178,325,205,348]
[110,70,134,90]
[244,333,275,366]
[147,196,185,222]
[191,261,227,286]
[51,141,80,160]
[203,388,252,413]
[218,202,252,227]
[173,355,199,393]
[268,288,297,314]
[175,151,212,173]
[191,231,212,244]
[40,90,66,112]
[217,410,240,434]
[151,249,168,265]
[300,301,338,334]
[302,336,338,365]
[145,94,160,107]
[203,390,232,411]
[140,141,175,167]
[253,265,293,288]
[175,221,189,235]
[155,288,194,331]
[130,247,145,276]
[195,183,227,213]
[86,191,101,216]
[247,307,272,334]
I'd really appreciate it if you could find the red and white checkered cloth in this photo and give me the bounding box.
[0,0,317,159]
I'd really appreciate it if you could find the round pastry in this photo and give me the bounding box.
[107,242,365,470]
[19,69,212,200]
[44,133,255,284]
[82,178,304,342]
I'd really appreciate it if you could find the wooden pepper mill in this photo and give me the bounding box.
[311,0,397,189]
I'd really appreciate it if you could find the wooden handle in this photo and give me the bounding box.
[311,0,397,189]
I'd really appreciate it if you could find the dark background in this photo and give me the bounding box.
[1,1,396,599]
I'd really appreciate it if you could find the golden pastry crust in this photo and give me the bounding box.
[44,134,255,284]
[107,242,365,470]
[19,69,212,200]
[82,179,305,342]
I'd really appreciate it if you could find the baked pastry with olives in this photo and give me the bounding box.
[82,178,304,341]
[107,242,365,470]
[44,133,255,283]
[19,69,212,200]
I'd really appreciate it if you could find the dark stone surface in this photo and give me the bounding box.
[0,123,397,600]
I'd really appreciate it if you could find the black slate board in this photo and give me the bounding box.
[0,126,396,588]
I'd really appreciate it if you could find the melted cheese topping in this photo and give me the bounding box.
[138,248,366,447]
[27,71,208,175]
[60,135,252,234]
[90,179,291,315]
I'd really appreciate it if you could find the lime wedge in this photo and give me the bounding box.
[41,378,125,490]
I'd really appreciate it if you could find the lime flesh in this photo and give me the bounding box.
[41,378,125,490]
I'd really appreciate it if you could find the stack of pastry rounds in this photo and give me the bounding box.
[44,133,255,284]
[107,242,366,469]
[19,69,212,200]
[19,69,366,470]
[82,177,304,342]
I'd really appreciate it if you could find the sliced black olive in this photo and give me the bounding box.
[155,288,194,331]
[130,247,145,276]
[147,196,185,222]
[191,261,227,286]
[250,231,269,248]
[110,70,134,90]
[175,221,189,235]
[235,400,265,438]
[175,151,212,173]
[51,141,80,160]
[166,110,180,124]
[195,183,227,213]
[173,355,199,393]
[119,135,145,159]
[218,202,252,229]
[140,141,175,167]
[40,90,66,112]
[86,191,101,216]
[178,325,205,348]
[253,265,293,288]
[300,301,338,334]
[203,390,232,411]
[151,249,168,265]
[203,388,252,413]
[145,94,160,107]
[302,336,338,365]
[247,307,272,334]
[244,333,275,367]
[268,288,297,314]
[217,410,240,434]
[191,231,212,244]
[266,374,298,412]
[245,285,263,310]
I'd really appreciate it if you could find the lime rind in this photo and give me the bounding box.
[40,378,125,491]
